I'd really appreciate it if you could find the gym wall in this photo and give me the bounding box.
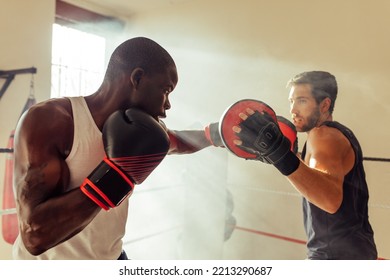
[0,0,54,259]
[1,0,389,260]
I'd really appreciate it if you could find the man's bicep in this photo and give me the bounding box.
[16,149,67,210]
[14,116,69,210]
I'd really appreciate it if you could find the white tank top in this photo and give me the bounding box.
[13,96,129,259]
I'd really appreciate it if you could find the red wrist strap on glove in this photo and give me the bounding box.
[80,158,134,211]
[204,124,213,145]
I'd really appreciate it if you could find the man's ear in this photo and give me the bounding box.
[130,68,145,88]
[320,97,331,113]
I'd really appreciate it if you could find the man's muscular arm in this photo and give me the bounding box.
[158,120,222,154]
[14,101,100,256]
[167,129,212,154]
[286,126,354,214]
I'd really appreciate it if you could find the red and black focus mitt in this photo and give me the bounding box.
[219,99,300,176]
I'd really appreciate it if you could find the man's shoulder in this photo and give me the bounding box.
[322,120,352,131]
[19,97,73,138]
[321,121,356,141]
[27,97,72,121]
[308,123,350,147]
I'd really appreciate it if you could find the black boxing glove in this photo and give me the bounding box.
[236,111,300,176]
[80,108,170,210]
[204,122,224,147]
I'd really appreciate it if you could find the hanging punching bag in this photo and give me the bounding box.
[1,130,17,244]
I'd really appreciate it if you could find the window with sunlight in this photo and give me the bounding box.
[51,23,106,98]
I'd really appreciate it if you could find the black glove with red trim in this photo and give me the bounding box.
[81,108,170,210]
[236,111,300,175]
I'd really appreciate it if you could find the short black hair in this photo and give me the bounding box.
[104,37,176,80]
[287,71,338,113]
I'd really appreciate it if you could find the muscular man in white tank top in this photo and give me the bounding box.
[12,38,220,259]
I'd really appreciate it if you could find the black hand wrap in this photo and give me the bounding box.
[236,111,300,175]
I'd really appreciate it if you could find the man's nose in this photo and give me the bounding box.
[165,99,171,110]
[289,103,297,115]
